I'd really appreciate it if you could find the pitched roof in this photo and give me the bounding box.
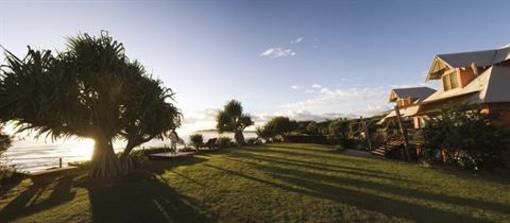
[481,65,510,103]
[377,104,419,124]
[389,87,436,102]
[422,64,510,105]
[437,49,498,68]
[427,44,510,80]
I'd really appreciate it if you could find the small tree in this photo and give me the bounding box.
[256,126,272,142]
[306,121,319,135]
[189,134,204,150]
[421,104,508,170]
[328,118,349,138]
[260,116,297,141]
[216,100,253,145]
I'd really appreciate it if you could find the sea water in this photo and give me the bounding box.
[2,131,257,173]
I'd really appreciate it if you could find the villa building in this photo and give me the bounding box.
[417,44,510,125]
[378,87,435,129]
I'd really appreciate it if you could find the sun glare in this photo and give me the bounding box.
[71,138,95,159]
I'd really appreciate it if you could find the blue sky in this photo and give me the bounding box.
[2,0,510,133]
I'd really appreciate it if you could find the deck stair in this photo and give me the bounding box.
[371,135,405,157]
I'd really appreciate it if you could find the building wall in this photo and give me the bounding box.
[397,98,413,107]
[457,67,476,88]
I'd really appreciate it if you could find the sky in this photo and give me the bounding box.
[2,0,510,134]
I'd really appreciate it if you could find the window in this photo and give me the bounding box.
[442,71,459,91]
[449,71,459,88]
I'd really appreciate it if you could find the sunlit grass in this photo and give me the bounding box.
[0,143,509,222]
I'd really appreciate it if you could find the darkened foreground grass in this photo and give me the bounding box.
[0,143,509,222]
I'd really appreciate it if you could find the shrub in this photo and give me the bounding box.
[128,149,150,168]
[328,119,349,137]
[306,121,319,135]
[217,137,232,149]
[334,144,344,152]
[189,134,204,150]
[0,125,14,182]
[0,165,17,182]
[421,104,508,170]
[258,116,298,141]
[246,138,260,145]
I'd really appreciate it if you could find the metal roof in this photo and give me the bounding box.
[426,44,510,80]
[422,64,510,105]
[389,87,436,102]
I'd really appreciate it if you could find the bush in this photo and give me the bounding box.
[0,125,14,182]
[0,165,17,182]
[189,134,204,150]
[128,149,150,168]
[217,137,232,149]
[334,144,344,152]
[421,104,509,170]
[246,138,261,145]
[258,116,298,141]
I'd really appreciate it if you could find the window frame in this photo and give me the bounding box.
[442,70,459,91]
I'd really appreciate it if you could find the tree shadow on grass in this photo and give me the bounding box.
[225,152,410,183]
[263,143,335,153]
[204,163,495,223]
[0,174,76,222]
[86,173,212,223]
[243,145,370,165]
[246,159,510,215]
[84,156,213,223]
[0,173,26,197]
[145,156,209,174]
[231,149,396,177]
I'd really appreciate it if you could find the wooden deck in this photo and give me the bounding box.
[147,151,196,160]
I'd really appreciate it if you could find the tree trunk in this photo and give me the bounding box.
[234,130,244,146]
[119,145,135,174]
[89,137,121,178]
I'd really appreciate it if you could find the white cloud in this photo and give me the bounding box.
[290,37,304,44]
[179,108,219,134]
[281,85,393,117]
[311,84,322,89]
[260,47,296,58]
[291,85,300,90]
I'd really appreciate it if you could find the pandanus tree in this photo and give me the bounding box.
[0,32,181,178]
[118,63,181,173]
[216,100,253,144]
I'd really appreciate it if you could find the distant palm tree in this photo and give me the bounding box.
[216,100,253,145]
[0,32,181,178]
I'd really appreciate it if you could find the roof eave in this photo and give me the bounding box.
[426,56,453,81]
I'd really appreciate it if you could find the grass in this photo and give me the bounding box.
[0,143,509,222]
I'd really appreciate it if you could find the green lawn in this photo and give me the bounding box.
[0,143,509,222]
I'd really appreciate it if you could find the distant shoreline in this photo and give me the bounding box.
[194,129,257,134]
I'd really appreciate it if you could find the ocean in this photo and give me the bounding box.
[2,131,257,173]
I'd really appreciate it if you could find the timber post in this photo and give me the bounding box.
[394,105,411,161]
[360,116,372,151]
